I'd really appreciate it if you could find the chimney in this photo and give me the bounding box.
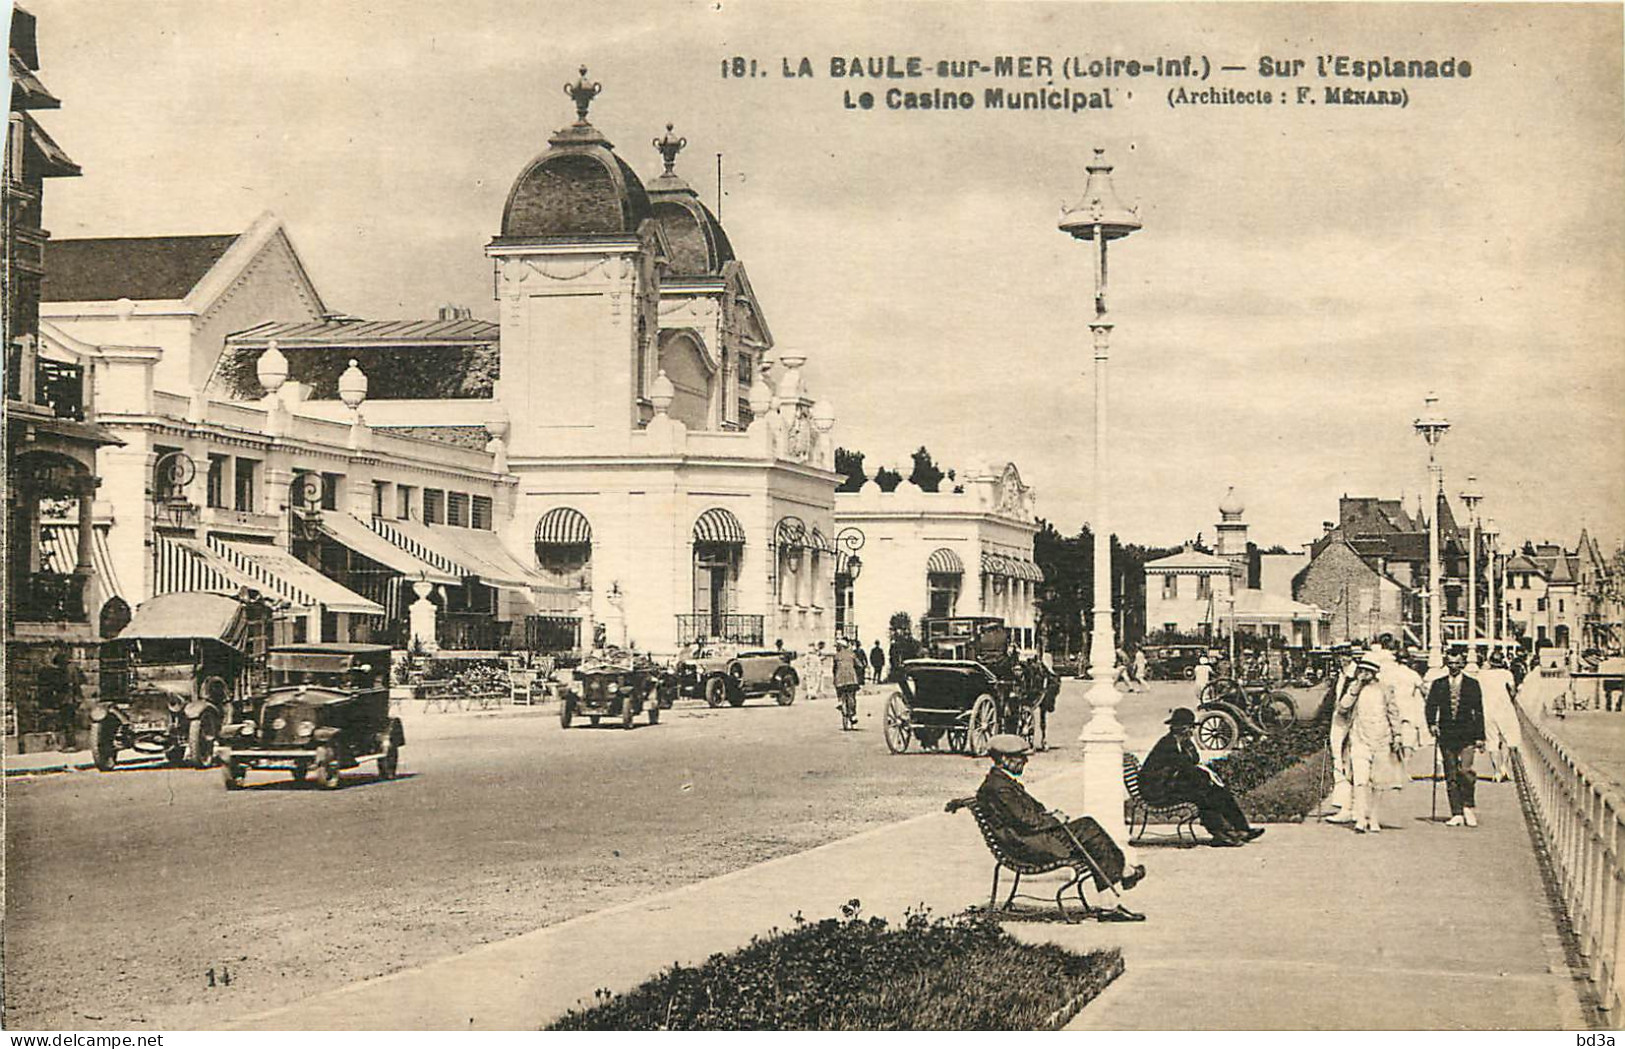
[1322,521,1334,535]
[438,304,472,321]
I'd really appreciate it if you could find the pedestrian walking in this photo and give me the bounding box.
[1132,647,1149,692]
[1323,644,1358,821]
[1338,655,1410,834]
[1425,650,1487,827]
[1192,656,1212,701]
[804,640,828,700]
[869,640,885,685]
[1476,652,1520,783]
[832,639,862,730]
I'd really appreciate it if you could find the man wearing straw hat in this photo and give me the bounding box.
[1338,653,1410,834]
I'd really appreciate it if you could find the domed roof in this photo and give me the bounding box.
[1219,486,1245,517]
[646,124,734,276]
[499,68,652,240]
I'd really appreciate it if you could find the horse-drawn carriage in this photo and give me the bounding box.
[882,617,1058,756]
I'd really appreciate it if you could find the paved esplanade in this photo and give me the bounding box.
[227,685,1585,1031]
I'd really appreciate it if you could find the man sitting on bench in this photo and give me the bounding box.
[976,734,1146,921]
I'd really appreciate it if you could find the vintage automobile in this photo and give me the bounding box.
[1193,676,1298,755]
[215,643,403,790]
[1144,644,1210,680]
[91,590,273,770]
[561,649,672,729]
[883,617,1057,756]
[672,643,799,708]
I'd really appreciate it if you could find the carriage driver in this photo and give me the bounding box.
[975,734,1147,921]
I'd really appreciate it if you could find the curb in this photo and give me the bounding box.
[5,757,97,777]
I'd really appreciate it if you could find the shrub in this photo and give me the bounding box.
[1237,748,1332,822]
[546,902,1123,1031]
[1208,713,1330,798]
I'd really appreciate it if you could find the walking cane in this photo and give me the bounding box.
[1430,736,1440,822]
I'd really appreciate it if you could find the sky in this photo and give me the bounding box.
[23,0,1625,555]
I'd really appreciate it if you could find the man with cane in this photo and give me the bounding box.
[1426,649,1486,827]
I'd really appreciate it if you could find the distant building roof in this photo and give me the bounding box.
[42,234,240,301]
[1233,589,1326,621]
[1145,548,1232,573]
[231,318,498,346]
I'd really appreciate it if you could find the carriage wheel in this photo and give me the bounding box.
[967,695,999,757]
[883,692,912,754]
[1195,710,1239,755]
[1259,693,1297,733]
[1016,704,1037,748]
[947,728,968,754]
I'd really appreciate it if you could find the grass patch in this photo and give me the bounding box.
[546,901,1124,1030]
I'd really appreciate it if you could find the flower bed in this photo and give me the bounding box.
[1209,713,1332,822]
[546,902,1124,1031]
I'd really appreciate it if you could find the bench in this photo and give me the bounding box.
[946,795,1106,920]
[1123,752,1201,844]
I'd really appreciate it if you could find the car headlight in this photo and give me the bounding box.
[607,683,620,694]
[271,717,287,731]
[296,721,315,739]
[239,721,256,736]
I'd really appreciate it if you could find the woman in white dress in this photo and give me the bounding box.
[1338,655,1411,834]
[1477,654,1521,782]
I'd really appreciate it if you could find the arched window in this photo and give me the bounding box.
[693,508,745,638]
[926,547,964,618]
[534,507,592,590]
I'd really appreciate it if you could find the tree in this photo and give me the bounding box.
[833,447,868,492]
[908,446,945,493]
[874,466,904,492]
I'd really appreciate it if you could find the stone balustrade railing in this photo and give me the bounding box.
[1515,669,1625,1018]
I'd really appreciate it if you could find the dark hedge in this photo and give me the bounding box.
[546,902,1124,1031]
[215,343,498,401]
[1208,712,1332,798]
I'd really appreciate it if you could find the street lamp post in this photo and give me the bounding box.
[1483,517,1501,653]
[1059,148,1140,847]
[1413,394,1451,670]
[1460,476,1483,665]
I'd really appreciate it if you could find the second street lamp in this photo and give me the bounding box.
[1413,393,1450,669]
[1460,475,1484,664]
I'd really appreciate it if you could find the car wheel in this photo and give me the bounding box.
[883,692,911,754]
[91,718,119,771]
[967,695,999,757]
[621,696,636,730]
[704,677,727,708]
[560,694,575,729]
[377,734,399,779]
[774,673,796,706]
[221,760,245,790]
[1260,694,1297,732]
[1184,666,1197,680]
[186,709,219,768]
[1196,710,1239,755]
[314,744,342,790]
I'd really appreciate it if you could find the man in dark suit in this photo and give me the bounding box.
[1141,708,1264,846]
[1426,649,1487,827]
[974,735,1145,920]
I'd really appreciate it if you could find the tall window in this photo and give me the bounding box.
[423,488,444,525]
[1161,575,1178,600]
[206,455,228,509]
[234,458,259,512]
[927,573,961,618]
[1196,576,1212,601]
[397,485,416,521]
[320,472,341,511]
[447,492,470,528]
[373,481,388,518]
[471,495,493,531]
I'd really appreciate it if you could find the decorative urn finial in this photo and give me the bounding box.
[653,123,687,175]
[256,339,289,396]
[337,358,369,409]
[564,65,602,125]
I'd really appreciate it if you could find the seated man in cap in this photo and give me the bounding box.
[1141,708,1264,846]
[973,734,1146,920]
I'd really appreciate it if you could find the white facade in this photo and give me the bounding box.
[834,464,1042,650]
[1144,548,1233,635]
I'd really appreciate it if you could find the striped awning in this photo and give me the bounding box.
[317,512,460,586]
[373,518,555,593]
[694,507,746,545]
[980,551,1012,577]
[39,524,125,599]
[207,537,382,616]
[807,527,836,554]
[535,507,592,546]
[154,534,262,598]
[926,547,964,575]
[1012,559,1045,582]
